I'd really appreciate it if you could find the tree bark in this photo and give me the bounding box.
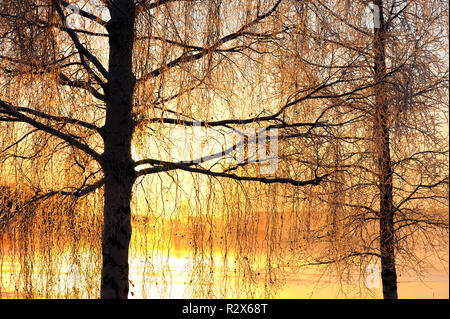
[373,0,398,299]
[101,0,136,299]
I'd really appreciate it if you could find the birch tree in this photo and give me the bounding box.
[0,0,343,298]
[277,0,449,299]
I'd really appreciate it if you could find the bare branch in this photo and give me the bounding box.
[0,99,103,163]
[137,0,283,83]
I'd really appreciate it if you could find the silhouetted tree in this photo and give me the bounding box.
[0,0,340,298]
[276,0,449,299]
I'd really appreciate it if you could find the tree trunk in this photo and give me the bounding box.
[101,0,136,299]
[373,0,398,299]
